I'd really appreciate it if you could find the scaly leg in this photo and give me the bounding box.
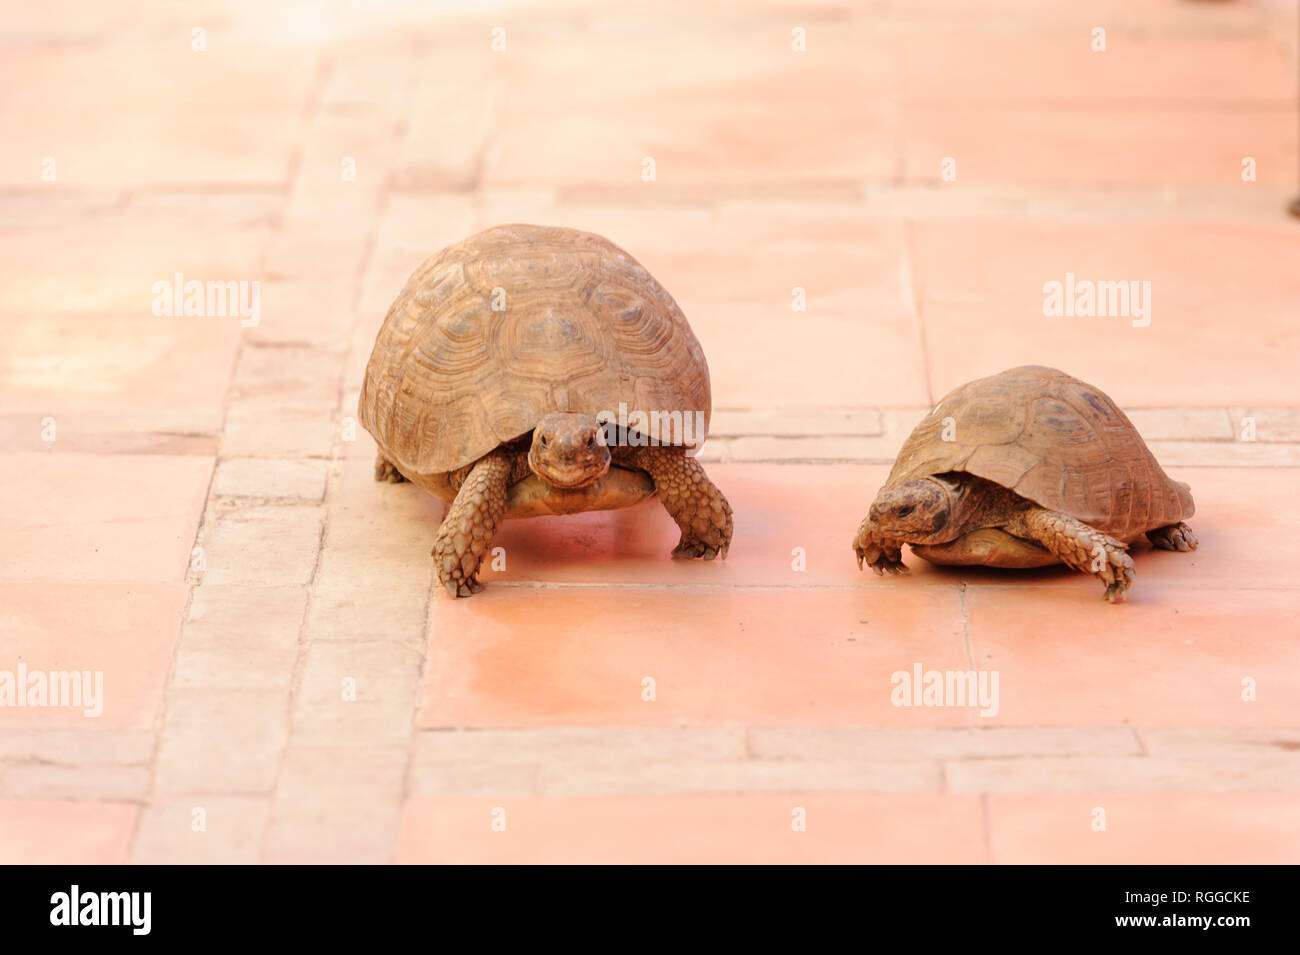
[625,446,733,559]
[852,517,907,575]
[374,453,407,483]
[431,450,517,597]
[1018,508,1135,602]
[1147,522,1198,553]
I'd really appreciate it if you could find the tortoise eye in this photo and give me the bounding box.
[539,435,549,448]
[896,505,914,518]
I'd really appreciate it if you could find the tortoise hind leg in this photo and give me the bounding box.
[1147,522,1198,553]
[1016,507,1135,603]
[374,453,407,483]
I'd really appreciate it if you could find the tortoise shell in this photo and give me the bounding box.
[359,224,712,486]
[887,366,1193,540]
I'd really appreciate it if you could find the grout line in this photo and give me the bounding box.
[125,421,227,856]
[379,57,433,865]
[250,55,344,863]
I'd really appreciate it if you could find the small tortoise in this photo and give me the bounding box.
[852,366,1196,602]
[359,224,733,597]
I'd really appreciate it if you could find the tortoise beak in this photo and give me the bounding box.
[543,461,610,488]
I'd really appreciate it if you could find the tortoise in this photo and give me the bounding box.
[852,366,1196,602]
[358,224,733,597]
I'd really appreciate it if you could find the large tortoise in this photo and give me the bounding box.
[359,224,733,597]
[852,366,1196,602]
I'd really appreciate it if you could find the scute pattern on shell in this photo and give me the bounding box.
[359,224,711,476]
[888,365,1194,538]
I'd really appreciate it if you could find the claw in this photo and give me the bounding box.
[1102,565,1134,603]
[672,534,728,561]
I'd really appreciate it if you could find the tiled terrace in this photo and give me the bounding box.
[1,0,1298,863]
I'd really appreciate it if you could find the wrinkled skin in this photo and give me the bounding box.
[851,475,969,579]
[527,412,612,488]
[852,473,1194,602]
[867,476,964,545]
[408,412,734,597]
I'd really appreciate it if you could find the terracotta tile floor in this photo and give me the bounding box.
[1,0,1297,864]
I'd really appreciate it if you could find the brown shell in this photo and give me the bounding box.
[888,366,1194,539]
[359,224,711,477]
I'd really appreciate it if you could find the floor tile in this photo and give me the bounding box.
[965,587,1300,727]
[0,798,137,864]
[990,792,1300,863]
[0,453,213,583]
[396,793,985,863]
[0,581,188,730]
[419,585,969,728]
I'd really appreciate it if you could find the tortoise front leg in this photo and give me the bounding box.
[1016,507,1136,602]
[852,517,907,575]
[626,446,733,559]
[431,449,520,597]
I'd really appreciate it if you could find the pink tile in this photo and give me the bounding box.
[912,218,1300,309]
[0,48,317,188]
[483,29,900,187]
[475,463,919,589]
[0,317,240,434]
[0,581,187,730]
[1132,468,1300,592]
[892,0,1263,32]
[966,587,1300,728]
[0,215,269,318]
[991,792,1300,864]
[621,211,912,318]
[905,105,1295,186]
[901,34,1295,105]
[696,305,929,408]
[920,301,1300,408]
[912,219,1300,406]
[0,453,213,583]
[0,799,137,864]
[397,793,985,864]
[419,584,968,729]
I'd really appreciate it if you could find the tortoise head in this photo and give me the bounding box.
[528,412,611,489]
[869,476,960,543]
